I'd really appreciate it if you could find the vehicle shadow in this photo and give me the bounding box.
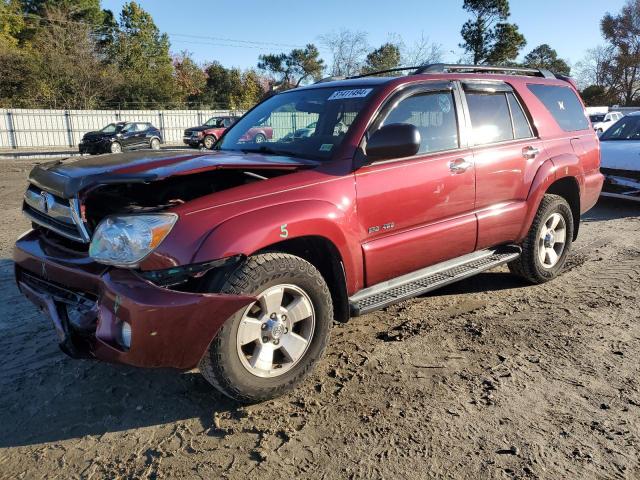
[0,259,240,449]
[582,197,640,222]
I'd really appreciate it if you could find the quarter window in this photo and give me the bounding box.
[527,84,589,132]
[507,93,533,139]
[378,91,459,154]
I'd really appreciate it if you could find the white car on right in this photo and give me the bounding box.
[590,111,625,134]
[599,111,640,202]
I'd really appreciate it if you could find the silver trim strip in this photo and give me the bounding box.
[23,207,86,242]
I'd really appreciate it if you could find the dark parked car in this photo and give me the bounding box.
[79,122,163,155]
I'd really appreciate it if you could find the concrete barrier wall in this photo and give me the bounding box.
[0,109,243,149]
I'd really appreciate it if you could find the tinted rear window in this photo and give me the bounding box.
[528,84,589,132]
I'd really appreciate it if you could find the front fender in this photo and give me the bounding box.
[192,200,363,293]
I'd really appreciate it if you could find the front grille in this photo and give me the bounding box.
[22,185,90,243]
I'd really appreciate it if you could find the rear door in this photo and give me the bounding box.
[355,82,477,286]
[462,82,548,250]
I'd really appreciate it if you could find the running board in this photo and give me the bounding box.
[349,246,521,316]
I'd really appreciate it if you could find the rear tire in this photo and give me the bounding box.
[199,253,332,403]
[150,138,160,150]
[508,194,573,284]
[254,133,266,144]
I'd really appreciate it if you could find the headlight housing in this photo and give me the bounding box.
[89,214,178,267]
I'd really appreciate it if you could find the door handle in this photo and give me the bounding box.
[449,158,472,174]
[522,146,540,159]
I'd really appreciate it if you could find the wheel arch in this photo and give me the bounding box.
[256,236,350,323]
[545,176,581,240]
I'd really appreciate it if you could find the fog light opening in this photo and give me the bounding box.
[118,321,132,350]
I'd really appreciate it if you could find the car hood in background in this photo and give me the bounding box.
[28,150,318,198]
[600,140,640,172]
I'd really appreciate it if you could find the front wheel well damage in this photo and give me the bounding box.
[255,236,350,323]
[546,177,581,240]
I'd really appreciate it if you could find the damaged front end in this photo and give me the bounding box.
[601,168,640,202]
[14,151,314,368]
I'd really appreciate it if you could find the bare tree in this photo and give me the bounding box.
[574,46,615,90]
[320,29,369,77]
[401,33,444,67]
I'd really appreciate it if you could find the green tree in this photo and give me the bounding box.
[258,44,324,88]
[22,0,106,25]
[601,0,640,105]
[27,6,120,108]
[580,85,615,106]
[108,1,176,107]
[173,51,206,105]
[523,44,571,75]
[460,0,526,65]
[0,0,25,46]
[362,42,401,74]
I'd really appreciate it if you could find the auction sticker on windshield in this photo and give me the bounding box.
[327,89,373,101]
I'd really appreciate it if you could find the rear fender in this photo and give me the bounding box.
[192,201,363,294]
[518,153,583,240]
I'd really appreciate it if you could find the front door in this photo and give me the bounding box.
[355,84,477,287]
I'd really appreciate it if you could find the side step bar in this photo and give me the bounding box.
[349,246,521,316]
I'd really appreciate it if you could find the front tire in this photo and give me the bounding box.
[110,141,122,154]
[254,133,266,144]
[199,253,332,403]
[509,194,573,284]
[203,135,216,149]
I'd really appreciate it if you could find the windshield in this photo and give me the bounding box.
[600,116,640,141]
[100,123,122,133]
[589,114,605,123]
[217,86,376,160]
[205,117,224,127]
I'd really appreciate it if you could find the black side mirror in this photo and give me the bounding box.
[366,123,421,162]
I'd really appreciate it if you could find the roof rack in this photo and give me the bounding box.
[413,63,556,79]
[314,75,346,84]
[313,63,563,85]
[348,66,424,80]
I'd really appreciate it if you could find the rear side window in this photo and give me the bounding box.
[507,93,533,139]
[379,91,459,154]
[465,92,513,145]
[528,84,589,132]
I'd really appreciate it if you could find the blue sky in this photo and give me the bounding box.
[101,0,625,70]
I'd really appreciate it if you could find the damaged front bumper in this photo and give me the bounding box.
[601,168,640,202]
[14,230,254,369]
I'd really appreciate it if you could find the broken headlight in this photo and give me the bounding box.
[89,214,177,267]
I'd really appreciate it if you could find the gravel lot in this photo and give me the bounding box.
[0,158,639,479]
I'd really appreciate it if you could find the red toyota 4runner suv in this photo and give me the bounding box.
[15,65,603,402]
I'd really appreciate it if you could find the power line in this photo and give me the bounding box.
[0,11,327,51]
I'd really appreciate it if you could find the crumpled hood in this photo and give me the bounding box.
[28,150,318,198]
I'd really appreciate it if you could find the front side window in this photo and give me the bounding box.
[217,86,375,160]
[376,91,459,154]
[466,92,513,145]
[528,84,589,132]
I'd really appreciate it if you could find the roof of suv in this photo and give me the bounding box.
[296,64,576,92]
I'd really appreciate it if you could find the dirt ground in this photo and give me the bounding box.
[0,158,639,480]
